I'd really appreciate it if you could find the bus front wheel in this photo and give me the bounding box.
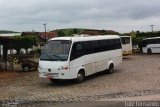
[147,49,152,54]
[76,70,85,83]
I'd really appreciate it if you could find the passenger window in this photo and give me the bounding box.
[100,40,108,51]
[108,39,114,50]
[70,42,84,60]
[76,43,83,51]
[115,39,122,49]
[158,39,160,43]
[91,41,100,53]
[83,41,92,54]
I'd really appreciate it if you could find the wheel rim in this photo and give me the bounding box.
[110,67,114,73]
[24,66,29,71]
[108,64,114,73]
[77,73,84,81]
[147,49,151,54]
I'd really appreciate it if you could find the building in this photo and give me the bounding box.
[82,29,119,35]
[21,32,58,49]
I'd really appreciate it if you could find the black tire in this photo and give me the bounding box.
[22,65,30,72]
[147,49,152,54]
[75,70,85,83]
[50,79,59,83]
[107,64,114,74]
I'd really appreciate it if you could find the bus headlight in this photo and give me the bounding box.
[58,66,69,70]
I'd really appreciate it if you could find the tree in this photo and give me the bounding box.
[73,29,80,34]
[58,31,65,37]
[12,36,36,54]
[68,30,73,36]
[101,30,107,35]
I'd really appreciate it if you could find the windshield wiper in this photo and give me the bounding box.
[51,54,64,61]
[41,53,55,61]
[41,53,66,61]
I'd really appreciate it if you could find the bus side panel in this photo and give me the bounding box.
[143,44,160,53]
[122,44,132,55]
[69,50,122,78]
[150,44,160,53]
[142,47,147,53]
[89,49,122,75]
[106,49,122,69]
[91,51,110,73]
[69,55,93,77]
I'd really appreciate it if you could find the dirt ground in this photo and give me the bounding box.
[0,72,17,79]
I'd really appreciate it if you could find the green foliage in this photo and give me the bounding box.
[11,36,36,51]
[101,30,107,35]
[73,29,80,34]
[58,31,66,37]
[67,29,81,36]
[0,30,18,34]
[132,37,146,49]
[68,30,73,36]
[132,31,160,49]
[55,28,85,37]
[136,31,160,38]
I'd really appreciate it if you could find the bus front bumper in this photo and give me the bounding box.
[39,69,77,80]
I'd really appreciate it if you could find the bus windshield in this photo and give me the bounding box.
[40,40,72,61]
[121,37,130,44]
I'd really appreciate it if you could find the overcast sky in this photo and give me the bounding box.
[0,0,160,33]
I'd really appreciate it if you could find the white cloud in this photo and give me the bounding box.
[0,0,160,33]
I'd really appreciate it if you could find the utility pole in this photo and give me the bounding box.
[43,23,47,41]
[141,27,143,32]
[149,25,154,32]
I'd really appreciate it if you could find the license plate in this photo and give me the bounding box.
[47,75,53,79]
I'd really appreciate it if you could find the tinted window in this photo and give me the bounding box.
[154,39,160,44]
[108,39,115,50]
[142,40,146,47]
[142,38,160,47]
[40,40,71,61]
[100,40,108,51]
[70,42,84,60]
[91,41,100,53]
[121,37,130,44]
[70,38,121,60]
[115,39,122,49]
[83,41,92,54]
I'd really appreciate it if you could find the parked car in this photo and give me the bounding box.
[21,59,38,72]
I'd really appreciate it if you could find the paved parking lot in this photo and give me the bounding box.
[0,54,160,106]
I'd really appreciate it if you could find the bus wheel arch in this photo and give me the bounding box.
[147,48,152,54]
[76,69,85,83]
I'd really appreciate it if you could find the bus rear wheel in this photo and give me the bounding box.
[107,64,114,74]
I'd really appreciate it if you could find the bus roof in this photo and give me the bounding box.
[120,36,131,38]
[49,35,120,42]
[143,36,160,40]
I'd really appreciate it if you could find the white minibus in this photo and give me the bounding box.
[39,35,122,83]
[142,37,160,54]
[120,36,132,56]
